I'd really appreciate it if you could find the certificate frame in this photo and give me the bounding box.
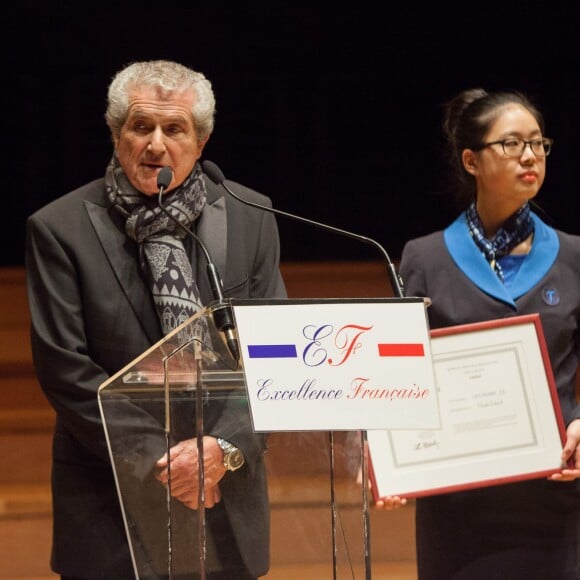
[368,313,568,500]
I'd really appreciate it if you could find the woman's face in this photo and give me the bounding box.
[463,104,546,213]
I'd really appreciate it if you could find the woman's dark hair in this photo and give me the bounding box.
[442,88,545,209]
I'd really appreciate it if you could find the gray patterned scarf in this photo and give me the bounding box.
[106,156,209,345]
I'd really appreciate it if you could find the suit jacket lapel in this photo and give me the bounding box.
[196,182,227,303]
[85,200,161,343]
[197,196,227,275]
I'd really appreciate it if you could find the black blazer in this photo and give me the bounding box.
[26,173,287,578]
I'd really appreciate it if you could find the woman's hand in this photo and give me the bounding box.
[549,418,580,482]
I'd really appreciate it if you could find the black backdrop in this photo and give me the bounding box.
[4,4,580,266]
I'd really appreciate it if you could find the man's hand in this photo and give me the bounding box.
[155,436,227,509]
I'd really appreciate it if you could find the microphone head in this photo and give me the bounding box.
[157,166,173,190]
[202,160,225,185]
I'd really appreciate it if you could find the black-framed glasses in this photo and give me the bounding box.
[477,137,553,158]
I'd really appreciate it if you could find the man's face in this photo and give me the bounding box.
[114,85,207,196]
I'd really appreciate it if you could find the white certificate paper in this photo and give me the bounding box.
[368,314,567,499]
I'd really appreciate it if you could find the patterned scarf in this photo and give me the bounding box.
[106,156,209,345]
[465,202,534,283]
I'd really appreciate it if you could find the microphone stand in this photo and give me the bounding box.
[203,160,403,580]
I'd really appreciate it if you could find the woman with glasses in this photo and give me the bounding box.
[399,89,580,579]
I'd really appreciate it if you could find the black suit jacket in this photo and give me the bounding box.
[26,173,287,578]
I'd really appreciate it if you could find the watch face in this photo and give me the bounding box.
[228,449,245,470]
[218,438,245,471]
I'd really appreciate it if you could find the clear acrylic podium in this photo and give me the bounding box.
[98,299,373,579]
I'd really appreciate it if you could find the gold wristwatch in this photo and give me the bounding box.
[217,438,245,471]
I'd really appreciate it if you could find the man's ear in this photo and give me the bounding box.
[462,149,478,176]
[198,137,209,156]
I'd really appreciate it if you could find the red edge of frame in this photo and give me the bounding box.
[369,313,570,501]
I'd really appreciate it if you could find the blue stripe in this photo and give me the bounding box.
[248,344,298,358]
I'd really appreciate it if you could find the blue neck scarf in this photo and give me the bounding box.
[465,202,535,282]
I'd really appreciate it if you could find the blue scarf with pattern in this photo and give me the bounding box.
[465,202,534,282]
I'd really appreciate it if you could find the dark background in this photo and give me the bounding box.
[4,4,580,267]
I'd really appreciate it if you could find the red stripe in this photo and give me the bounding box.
[378,343,424,356]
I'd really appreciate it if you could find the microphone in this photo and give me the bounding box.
[156,167,240,363]
[201,160,405,298]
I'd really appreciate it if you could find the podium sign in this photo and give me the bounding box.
[232,298,438,431]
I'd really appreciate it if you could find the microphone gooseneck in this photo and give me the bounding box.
[156,167,240,362]
[202,160,405,298]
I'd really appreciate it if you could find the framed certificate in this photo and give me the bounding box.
[368,314,568,500]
